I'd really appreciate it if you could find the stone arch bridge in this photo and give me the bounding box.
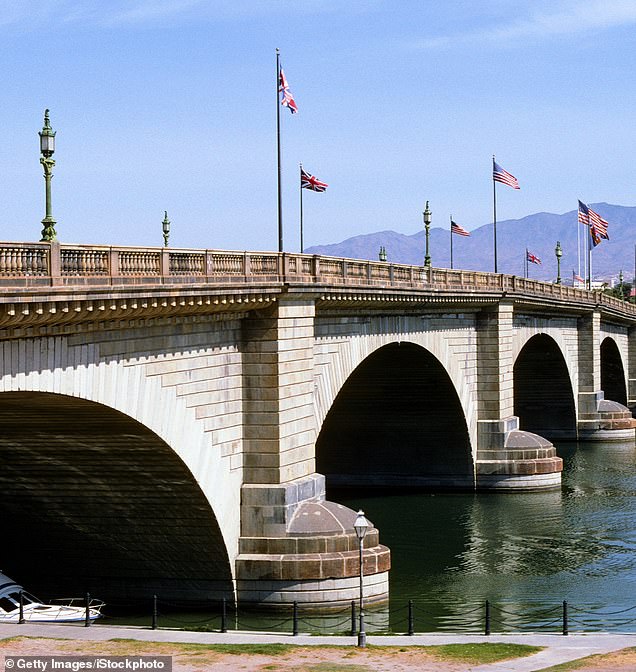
[0,242,634,610]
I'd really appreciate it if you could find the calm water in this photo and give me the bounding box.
[336,439,636,631]
[107,439,636,633]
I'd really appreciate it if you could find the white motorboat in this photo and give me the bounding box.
[0,572,104,623]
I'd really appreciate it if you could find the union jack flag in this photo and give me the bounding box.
[493,159,520,189]
[527,250,541,265]
[301,167,328,192]
[451,220,470,236]
[279,68,298,114]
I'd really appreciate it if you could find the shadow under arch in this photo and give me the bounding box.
[0,391,233,604]
[316,342,473,489]
[514,334,576,440]
[601,337,627,406]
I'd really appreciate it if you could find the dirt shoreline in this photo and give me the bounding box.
[2,635,636,672]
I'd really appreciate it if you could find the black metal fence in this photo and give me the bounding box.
[37,594,636,635]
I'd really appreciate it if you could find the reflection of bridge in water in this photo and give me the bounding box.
[0,241,634,609]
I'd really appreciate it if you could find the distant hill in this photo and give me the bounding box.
[306,203,636,283]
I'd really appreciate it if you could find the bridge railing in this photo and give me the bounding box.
[0,241,633,315]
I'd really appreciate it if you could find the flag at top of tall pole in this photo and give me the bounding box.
[492,156,520,274]
[279,67,298,114]
[493,160,520,189]
[276,49,298,253]
[301,167,328,192]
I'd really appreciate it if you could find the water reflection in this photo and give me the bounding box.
[333,439,636,631]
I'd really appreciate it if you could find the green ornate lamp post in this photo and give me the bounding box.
[423,201,431,268]
[555,240,562,284]
[38,109,57,242]
[619,270,624,300]
[378,246,387,262]
[162,211,171,247]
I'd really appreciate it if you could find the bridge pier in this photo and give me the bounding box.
[578,313,636,440]
[475,417,563,490]
[476,303,563,490]
[238,297,390,608]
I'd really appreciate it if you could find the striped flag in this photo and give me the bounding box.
[279,68,298,114]
[451,220,470,236]
[573,271,584,283]
[493,160,520,189]
[578,200,609,242]
[301,167,328,192]
[527,250,541,265]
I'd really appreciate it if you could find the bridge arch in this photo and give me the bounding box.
[0,331,242,603]
[513,333,576,440]
[600,336,628,405]
[316,342,473,488]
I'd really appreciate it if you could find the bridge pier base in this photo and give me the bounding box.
[577,391,636,441]
[236,474,390,609]
[475,417,563,491]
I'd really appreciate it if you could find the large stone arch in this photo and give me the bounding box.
[513,333,577,440]
[315,341,473,488]
[600,336,628,405]
[313,315,479,460]
[0,321,243,603]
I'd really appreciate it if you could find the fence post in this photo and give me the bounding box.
[350,600,356,636]
[151,595,158,630]
[84,593,91,627]
[292,601,299,636]
[562,600,569,636]
[408,600,414,636]
[18,591,25,624]
[484,600,491,636]
[221,598,227,633]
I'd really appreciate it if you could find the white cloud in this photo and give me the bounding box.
[411,0,636,49]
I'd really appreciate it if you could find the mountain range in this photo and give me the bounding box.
[305,203,636,283]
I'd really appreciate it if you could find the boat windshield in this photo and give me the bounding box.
[0,597,17,612]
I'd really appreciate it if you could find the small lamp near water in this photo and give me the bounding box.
[353,509,370,647]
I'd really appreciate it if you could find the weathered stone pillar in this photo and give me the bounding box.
[578,311,635,439]
[237,295,390,608]
[475,302,562,490]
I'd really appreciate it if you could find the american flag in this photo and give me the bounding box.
[527,250,541,265]
[300,167,328,192]
[493,160,520,189]
[578,200,609,240]
[451,220,470,236]
[573,271,584,283]
[279,68,298,114]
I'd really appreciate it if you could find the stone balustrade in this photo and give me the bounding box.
[0,240,633,317]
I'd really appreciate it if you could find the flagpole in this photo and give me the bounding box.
[587,230,592,290]
[492,155,498,273]
[450,215,453,270]
[299,163,304,253]
[276,48,283,253]
[577,210,581,281]
[525,248,528,278]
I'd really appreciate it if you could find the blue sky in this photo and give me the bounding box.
[1,0,636,252]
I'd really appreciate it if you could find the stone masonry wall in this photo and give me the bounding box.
[0,314,246,576]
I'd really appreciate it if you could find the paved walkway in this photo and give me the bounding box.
[0,623,634,671]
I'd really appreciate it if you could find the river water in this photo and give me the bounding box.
[336,439,636,632]
[107,439,635,633]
